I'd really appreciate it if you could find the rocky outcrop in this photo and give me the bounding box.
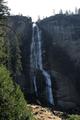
[28,104,61,120]
[38,14,80,110]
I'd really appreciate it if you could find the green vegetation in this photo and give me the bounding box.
[0,0,9,19]
[67,115,80,120]
[0,65,34,120]
[0,0,8,65]
[0,1,34,120]
[0,0,22,76]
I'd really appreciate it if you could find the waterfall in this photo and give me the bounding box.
[30,23,54,105]
[30,23,38,96]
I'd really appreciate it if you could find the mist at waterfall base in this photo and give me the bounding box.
[30,23,54,106]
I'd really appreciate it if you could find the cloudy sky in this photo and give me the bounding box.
[7,0,80,21]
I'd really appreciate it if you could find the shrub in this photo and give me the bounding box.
[0,65,34,120]
[67,115,80,120]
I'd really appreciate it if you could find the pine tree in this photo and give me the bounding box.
[0,65,34,120]
[0,0,9,19]
[0,0,22,76]
[78,8,80,15]
[0,0,9,65]
[0,33,7,64]
[59,9,63,14]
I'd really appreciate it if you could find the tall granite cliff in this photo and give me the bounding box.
[6,15,80,111]
[6,15,33,95]
[38,14,80,110]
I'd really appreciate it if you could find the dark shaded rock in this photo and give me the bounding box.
[6,15,80,111]
[36,70,51,106]
[6,15,33,95]
[38,14,80,110]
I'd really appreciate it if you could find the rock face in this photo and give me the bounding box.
[6,15,80,111]
[38,14,80,110]
[6,16,33,95]
[29,104,61,120]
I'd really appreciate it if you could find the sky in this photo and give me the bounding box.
[7,0,80,21]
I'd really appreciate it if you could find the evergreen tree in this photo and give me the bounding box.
[0,2,34,120]
[0,65,34,120]
[65,10,69,15]
[0,33,7,64]
[0,0,22,76]
[75,7,78,14]
[0,0,9,65]
[78,8,80,15]
[5,22,23,76]
[59,9,63,14]
[0,0,9,19]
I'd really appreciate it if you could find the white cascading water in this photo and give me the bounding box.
[30,23,54,105]
[30,23,38,95]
